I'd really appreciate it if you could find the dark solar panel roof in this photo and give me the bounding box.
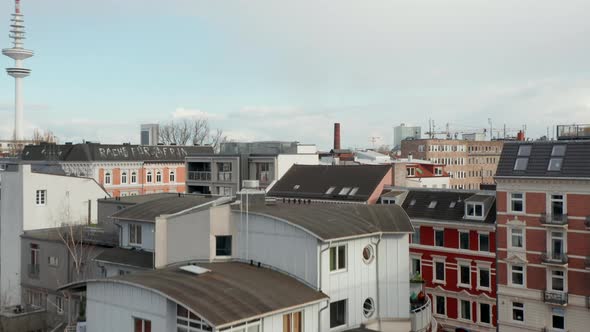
[111,195,218,222]
[235,202,413,240]
[22,143,213,162]
[401,190,496,224]
[496,140,590,178]
[267,164,391,202]
[80,262,328,327]
[94,247,154,269]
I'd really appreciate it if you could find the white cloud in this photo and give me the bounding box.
[172,108,223,120]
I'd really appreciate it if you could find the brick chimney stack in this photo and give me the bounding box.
[334,123,341,150]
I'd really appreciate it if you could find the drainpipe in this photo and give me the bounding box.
[371,234,383,331]
[318,241,332,332]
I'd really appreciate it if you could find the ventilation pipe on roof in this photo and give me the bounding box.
[408,153,413,162]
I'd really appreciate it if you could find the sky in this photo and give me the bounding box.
[1,0,589,150]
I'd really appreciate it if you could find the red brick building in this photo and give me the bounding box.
[495,140,590,331]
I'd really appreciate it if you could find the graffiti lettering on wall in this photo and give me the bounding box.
[98,146,189,160]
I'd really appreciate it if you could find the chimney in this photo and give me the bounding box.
[517,130,525,141]
[334,123,341,150]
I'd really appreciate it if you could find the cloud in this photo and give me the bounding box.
[172,108,224,120]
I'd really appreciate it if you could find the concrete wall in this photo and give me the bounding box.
[276,154,319,182]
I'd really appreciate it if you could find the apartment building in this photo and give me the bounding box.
[21,142,213,197]
[401,139,504,190]
[185,141,318,195]
[495,140,590,332]
[393,188,497,331]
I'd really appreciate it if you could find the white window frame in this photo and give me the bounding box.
[466,202,485,219]
[548,268,567,293]
[407,167,415,177]
[511,301,525,323]
[551,309,565,331]
[509,227,525,251]
[548,193,566,216]
[476,264,492,291]
[131,171,137,184]
[477,302,492,325]
[146,171,153,183]
[456,259,472,289]
[48,256,59,267]
[169,170,176,183]
[547,230,567,261]
[433,295,447,317]
[433,257,446,285]
[104,171,111,185]
[121,171,127,184]
[508,192,525,214]
[329,244,347,273]
[458,299,472,322]
[411,226,420,244]
[129,223,142,246]
[156,170,162,183]
[459,230,470,250]
[509,264,526,287]
[329,299,347,329]
[434,167,443,176]
[35,190,47,206]
[410,254,422,278]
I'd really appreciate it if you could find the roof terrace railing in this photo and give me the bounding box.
[556,124,590,140]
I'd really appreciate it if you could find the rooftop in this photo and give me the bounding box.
[110,194,220,222]
[21,226,118,246]
[233,201,413,241]
[99,192,178,205]
[63,262,327,328]
[267,164,391,202]
[94,247,154,269]
[496,140,590,178]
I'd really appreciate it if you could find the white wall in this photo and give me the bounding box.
[405,176,450,189]
[262,303,321,332]
[234,212,318,288]
[276,154,319,182]
[86,282,175,332]
[119,220,155,251]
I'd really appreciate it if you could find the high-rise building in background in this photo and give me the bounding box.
[393,123,421,149]
[2,0,33,143]
[140,124,159,145]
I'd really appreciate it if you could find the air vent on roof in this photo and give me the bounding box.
[293,185,300,190]
[180,265,210,275]
[409,199,416,206]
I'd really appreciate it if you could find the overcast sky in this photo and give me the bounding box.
[1,0,589,149]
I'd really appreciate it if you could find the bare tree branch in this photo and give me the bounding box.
[159,118,227,149]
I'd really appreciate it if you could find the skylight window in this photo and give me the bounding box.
[180,265,210,275]
[547,158,563,171]
[548,145,566,171]
[409,199,416,206]
[325,186,336,195]
[293,185,300,190]
[517,145,532,156]
[514,158,529,171]
[349,187,359,196]
[551,145,566,156]
[339,187,351,195]
[449,201,457,208]
[428,201,438,209]
[514,145,532,171]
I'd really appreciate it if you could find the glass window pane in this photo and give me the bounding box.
[338,246,346,269]
[329,247,336,271]
[480,303,490,324]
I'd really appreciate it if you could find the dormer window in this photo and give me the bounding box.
[514,145,532,171]
[325,186,336,195]
[548,145,566,171]
[434,167,443,176]
[407,167,415,177]
[466,202,484,218]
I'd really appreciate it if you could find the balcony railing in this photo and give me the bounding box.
[539,213,568,226]
[543,290,568,305]
[188,171,211,181]
[28,264,40,278]
[410,295,432,332]
[217,172,232,182]
[541,252,568,265]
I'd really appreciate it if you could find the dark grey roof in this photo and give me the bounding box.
[401,190,496,224]
[21,226,118,246]
[99,193,178,205]
[30,163,66,176]
[234,202,413,240]
[496,140,590,178]
[381,190,405,198]
[268,165,391,202]
[111,194,218,222]
[94,247,153,269]
[22,143,213,162]
[69,262,327,327]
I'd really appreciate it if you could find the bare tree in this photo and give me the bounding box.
[31,128,58,144]
[210,128,228,153]
[192,118,210,146]
[159,118,227,149]
[159,119,193,145]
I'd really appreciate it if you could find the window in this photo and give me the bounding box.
[552,309,565,330]
[550,194,564,216]
[217,163,232,181]
[407,167,415,176]
[218,187,232,196]
[435,229,444,247]
[512,302,524,322]
[362,245,374,264]
[134,318,152,332]
[435,261,445,282]
[48,256,59,267]
[458,263,471,287]
[330,300,346,328]
[146,171,153,183]
[548,145,566,171]
[411,227,420,244]
[479,303,491,324]
[131,171,137,184]
[435,296,446,316]
[428,201,437,209]
[459,231,469,250]
[35,190,46,206]
[169,171,176,182]
[550,270,565,292]
[256,163,271,183]
[478,267,490,289]
[479,233,489,252]
[104,172,111,184]
[325,186,336,195]
[434,167,442,176]
[548,158,563,171]
[338,187,351,195]
[510,228,523,249]
[551,145,567,156]
[156,171,162,183]
[411,258,421,277]
[177,304,213,332]
[283,311,302,332]
[517,145,532,156]
[129,224,142,245]
[348,187,359,196]
[215,236,232,256]
[30,244,39,265]
[511,265,524,286]
[550,231,565,260]
[510,193,524,212]
[514,157,529,171]
[330,245,346,272]
[363,298,376,318]
[466,203,484,218]
[56,295,64,314]
[460,300,471,320]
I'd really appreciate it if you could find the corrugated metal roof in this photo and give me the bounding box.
[110,195,218,222]
[235,202,413,240]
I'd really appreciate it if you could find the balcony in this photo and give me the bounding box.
[543,290,568,306]
[217,172,232,182]
[557,124,590,140]
[27,264,39,278]
[541,252,568,265]
[539,213,568,226]
[188,171,211,181]
[410,294,433,332]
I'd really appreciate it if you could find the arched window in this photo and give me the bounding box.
[121,172,127,184]
[169,170,175,182]
[146,171,153,183]
[104,172,111,184]
[156,171,162,183]
[131,171,137,184]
